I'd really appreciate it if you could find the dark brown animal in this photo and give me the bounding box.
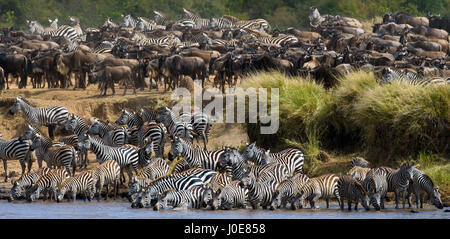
[89,65,135,96]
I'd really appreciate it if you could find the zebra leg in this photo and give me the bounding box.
[401,190,407,209]
[348,200,352,211]
[326,198,330,208]
[394,190,400,209]
[3,159,8,182]
[105,184,109,200]
[420,193,424,209]
[48,124,55,140]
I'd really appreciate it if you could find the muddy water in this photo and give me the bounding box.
[0,200,448,219]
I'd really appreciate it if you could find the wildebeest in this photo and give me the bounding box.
[0,53,29,89]
[89,65,135,96]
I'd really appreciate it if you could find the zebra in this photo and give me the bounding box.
[190,112,212,150]
[131,174,205,208]
[351,157,370,168]
[153,10,172,26]
[64,113,89,167]
[158,107,194,142]
[139,107,159,122]
[183,32,213,46]
[10,167,50,201]
[293,174,341,209]
[407,167,443,209]
[251,34,298,47]
[379,67,446,86]
[56,170,95,202]
[271,173,310,209]
[92,160,121,201]
[337,175,370,210]
[27,130,77,176]
[9,96,69,139]
[206,172,233,193]
[211,181,248,210]
[348,166,371,182]
[131,32,178,47]
[170,136,227,171]
[182,8,210,30]
[102,17,119,29]
[240,175,278,209]
[171,158,191,174]
[0,134,33,182]
[58,134,86,168]
[153,186,212,210]
[26,19,58,36]
[222,15,270,32]
[87,118,127,146]
[27,168,70,201]
[209,17,234,29]
[78,135,139,184]
[136,157,169,181]
[53,25,80,42]
[136,17,165,31]
[242,142,304,175]
[362,168,389,210]
[92,41,115,54]
[386,162,415,209]
[217,147,248,180]
[120,14,138,28]
[69,16,83,37]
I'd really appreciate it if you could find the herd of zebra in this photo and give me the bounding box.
[1,7,449,94]
[1,96,444,211]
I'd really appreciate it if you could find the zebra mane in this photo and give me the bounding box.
[223,15,240,22]
[168,158,186,175]
[355,180,368,195]
[17,96,36,107]
[274,178,288,191]
[58,177,70,190]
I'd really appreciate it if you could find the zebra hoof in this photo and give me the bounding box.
[410,210,419,213]
[444,209,450,213]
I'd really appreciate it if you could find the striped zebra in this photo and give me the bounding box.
[251,34,298,47]
[79,135,139,183]
[158,107,194,142]
[10,167,50,201]
[209,17,234,29]
[362,168,389,210]
[337,175,370,210]
[87,118,127,146]
[64,113,89,167]
[136,157,169,181]
[9,96,69,140]
[53,25,80,42]
[56,170,95,202]
[294,174,341,209]
[407,167,443,209]
[183,32,213,46]
[242,142,304,175]
[222,15,271,32]
[379,67,448,87]
[0,135,33,182]
[182,8,210,30]
[351,157,370,168]
[120,14,138,28]
[240,175,278,209]
[386,162,415,209]
[211,181,248,210]
[348,166,371,182]
[102,17,119,29]
[136,17,165,31]
[131,174,205,208]
[58,134,87,168]
[153,11,172,26]
[93,160,120,201]
[139,107,158,122]
[271,173,310,209]
[206,172,233,193]
[171,158,191,174]
[27,168,70,201]
[154,186,212,210]
[170,136,226,171]
[92,41,115,54]
[131,32,178,47]
[191,111,212,150]
[218,147,250,180]
[69,16,83,37]
[26,19,58,36]
[26,129,77,176]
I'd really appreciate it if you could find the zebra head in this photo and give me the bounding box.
[19,125,38,141]
[116,109,132,125]
[64,114,77,131]
[400,161,415,180]
[170,136,184,158]
[431,186,443,209]
[87,121,102,135]
[201,187,214,208]
[10,180,24,200]
[120,14,135,28]
[209,18,219,29]
[29,133,43,150]
[9,96,27,115]
[127,176,141,199]
[69,16,80,26]
[26,20,40,34]
[130,189,145,208]
[271,189,283,209]
[27,184,41,202]
[56,185,67,203]
[77,134,91,151]
[144,138,154,156]
[49,18,58,29]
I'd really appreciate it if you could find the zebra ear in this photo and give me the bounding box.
[410,161,415,167]
[55,18,58,22]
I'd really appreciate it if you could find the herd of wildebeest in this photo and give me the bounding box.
[0,7,448,212]
[0,7,449,95]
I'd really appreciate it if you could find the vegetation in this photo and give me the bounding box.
[241,71,450,166]
[0,0,449,30]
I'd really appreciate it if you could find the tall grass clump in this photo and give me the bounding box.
[241,71,330,152]
[353,82,450,159]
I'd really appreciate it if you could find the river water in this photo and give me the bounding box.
[0,200,448,219]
